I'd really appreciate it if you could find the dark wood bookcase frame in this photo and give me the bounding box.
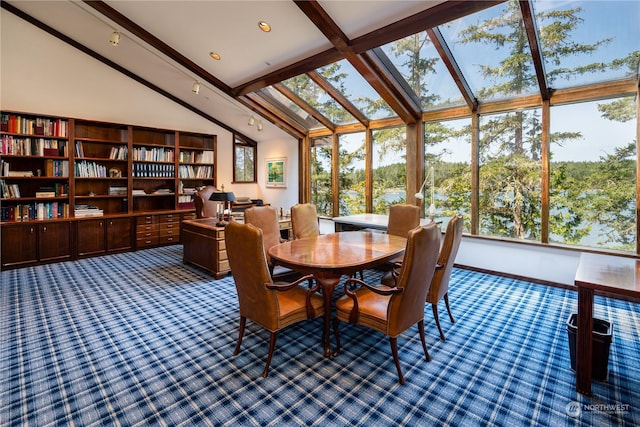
[1,111,217,269]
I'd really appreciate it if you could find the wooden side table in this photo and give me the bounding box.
[182,218,230,279]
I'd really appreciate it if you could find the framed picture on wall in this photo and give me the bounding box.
[265,157,287,188]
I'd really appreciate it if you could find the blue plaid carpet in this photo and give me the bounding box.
[1,245,639,426]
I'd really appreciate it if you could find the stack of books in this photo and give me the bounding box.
[74,204,103,217]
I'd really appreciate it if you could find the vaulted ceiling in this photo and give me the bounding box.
[2,1,638,143]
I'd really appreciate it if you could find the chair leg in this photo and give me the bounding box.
[417,320,431,362]
[332,317,341,355]
[262,331,278,378]
[444,293,455,323]
[432,304,446,341]
[389,337,405,385]
[233,316,246,356]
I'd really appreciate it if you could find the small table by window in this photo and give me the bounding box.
[574,253,640,395]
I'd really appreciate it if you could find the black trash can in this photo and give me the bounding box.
[566,313,612,382]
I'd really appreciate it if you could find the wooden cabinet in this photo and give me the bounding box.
[1,111,217,269]
[39,221,71,261]
[159,213,180,245]
[76,217,131,257]
[1,221,71,268]
[181,218,230,279]
[1,223,37,268]
[135,213,181,248]
[135,215,158,248]
[107,217,132,252]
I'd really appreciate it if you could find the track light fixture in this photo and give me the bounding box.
[192,81,200,94]
[257,120,264,131]
[109,31,120,46]
[248,115,256,126]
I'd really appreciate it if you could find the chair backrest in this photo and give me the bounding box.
[224,221,279,330]
[291,203,320,239]
[194,185,221,218]
[387,223,440,336]
[427,213,464,303]
[244,206,281,264]
[387,204,420,237]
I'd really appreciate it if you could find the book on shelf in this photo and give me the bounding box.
[0,181,21,198]
[132,189,146,196]
[7,170,33,177]
[36,192,56,198]
[74,204,103,217]
[108,186,127,196]
[0,114,68,137]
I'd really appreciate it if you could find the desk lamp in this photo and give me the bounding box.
[209,191,236,226]
[415,166,436,223]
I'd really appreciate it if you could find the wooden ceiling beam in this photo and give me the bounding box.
[306,71,369,127]
[272,83,336,132]
[240,95,307,139]
[519,0,551,100]
[358,51,422,123]
[427,28,478,112]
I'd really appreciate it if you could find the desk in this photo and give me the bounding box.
[182,218,229,279]
[333,213,434,232]
[269,231,407,357]
[182,217,293,278]
[574,253,640,394]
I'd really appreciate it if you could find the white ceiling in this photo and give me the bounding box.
[3,0,447,142]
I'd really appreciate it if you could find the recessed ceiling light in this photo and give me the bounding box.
[258,21,271,32]
[209,52,221,60]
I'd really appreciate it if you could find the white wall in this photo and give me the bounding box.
[456,238,581,286]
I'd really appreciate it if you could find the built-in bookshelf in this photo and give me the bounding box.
[0,111,217,224]
[1,112,70,222]
[131,127,177,212]
[74,120,129,216]
[178,132,216,210]
[1,111,218,269]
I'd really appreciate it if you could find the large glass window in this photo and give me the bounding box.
[549,97,637,251]
[233,136,255,183]
[338,132,366,215]
[479,108,543,240]
[424,118,472,229]
[372,126,406,213]
[311,136,333,217]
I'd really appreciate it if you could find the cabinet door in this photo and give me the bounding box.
[39,222,71,262]
[76,219,105,256]
[1,224,37,268]
[107,217,132,252]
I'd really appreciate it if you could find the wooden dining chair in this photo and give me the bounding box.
[290,203,320,239]
[224,221,324,378]
[332,223,441,384]
[427,213,464,340]
[245,205,299,280]
[386,203,420,263]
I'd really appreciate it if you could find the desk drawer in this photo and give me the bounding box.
[160,235,178,245]
[218,249,228,262]
[218,259,230,271]
[136,223,159,233]
[159,214,179,224]
[136,236,159,247]
[136,215,157,226]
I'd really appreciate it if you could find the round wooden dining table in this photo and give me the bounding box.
[268,231,407,357]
